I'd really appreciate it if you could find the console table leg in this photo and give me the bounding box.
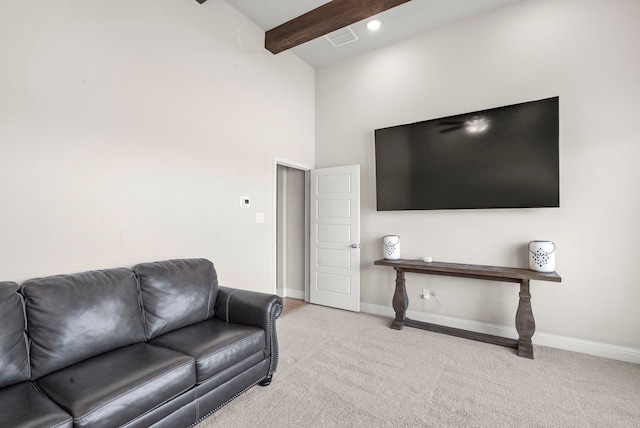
[390,268,408,330]
[515,279,535,359]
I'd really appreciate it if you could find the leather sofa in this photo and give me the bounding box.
[0,258,282,427]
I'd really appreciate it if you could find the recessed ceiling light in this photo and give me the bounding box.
[366,20,382,31]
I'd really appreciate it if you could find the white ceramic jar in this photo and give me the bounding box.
[382,235,401,260]
[528,240,556,272]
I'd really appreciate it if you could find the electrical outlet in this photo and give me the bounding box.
[422,289,437,300]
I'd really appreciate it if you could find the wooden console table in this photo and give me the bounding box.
[374,259,561,359]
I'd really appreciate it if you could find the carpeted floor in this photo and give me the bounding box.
[198,304,640,427]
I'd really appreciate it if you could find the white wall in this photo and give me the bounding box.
[0,0,315,292]
[316,0,640,349]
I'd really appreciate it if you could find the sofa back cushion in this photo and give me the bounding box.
[22,268,146,379]
[0,282,30,388]
[134,258,218,339]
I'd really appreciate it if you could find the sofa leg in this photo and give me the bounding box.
[258,375,273,386]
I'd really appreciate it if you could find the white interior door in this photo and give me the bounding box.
[309,165,360,312]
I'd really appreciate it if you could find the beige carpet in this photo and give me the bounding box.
[198,304,640,427]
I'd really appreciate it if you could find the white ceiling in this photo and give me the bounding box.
[224,0,522,69]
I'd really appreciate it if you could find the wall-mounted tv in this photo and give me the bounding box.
[374,97,559,211]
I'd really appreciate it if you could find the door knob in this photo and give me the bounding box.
[351,244,359,248]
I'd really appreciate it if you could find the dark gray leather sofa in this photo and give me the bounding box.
[0,258,282,428]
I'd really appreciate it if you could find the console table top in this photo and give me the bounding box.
[374,258,561,283]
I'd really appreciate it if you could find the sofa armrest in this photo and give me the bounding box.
[214,286,282,329]
[214,287,283,380]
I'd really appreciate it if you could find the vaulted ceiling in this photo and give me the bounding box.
[262,0,411,54]
[200,0,523,69]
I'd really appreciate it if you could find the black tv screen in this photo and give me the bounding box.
[374,97,559,211]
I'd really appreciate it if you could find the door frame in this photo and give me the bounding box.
[273,157,312,301]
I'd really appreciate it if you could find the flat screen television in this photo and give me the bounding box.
[374,97,559,211]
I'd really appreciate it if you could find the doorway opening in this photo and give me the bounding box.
[274,159,310,302]
[274,160,361,312]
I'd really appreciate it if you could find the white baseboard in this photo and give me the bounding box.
[360,302,640,364]
[278,288,305,300]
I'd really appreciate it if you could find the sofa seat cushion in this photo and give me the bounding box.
[0,381,72,428]
[35,343,195,428]
[150,318,265,384]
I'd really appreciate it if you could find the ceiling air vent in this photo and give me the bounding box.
[324,26,358,47]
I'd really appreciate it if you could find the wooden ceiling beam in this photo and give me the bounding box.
[265,0,411,54]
